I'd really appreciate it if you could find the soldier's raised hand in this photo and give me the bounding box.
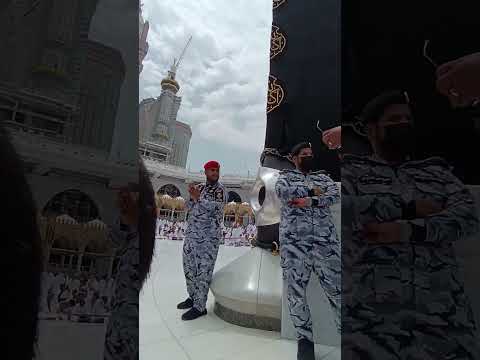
[189,184,201,201]
[322,126,341,149]
[436,52,480,106]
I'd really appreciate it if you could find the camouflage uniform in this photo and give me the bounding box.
[342,154,480,360]
[275,169,341,342]
[104,221,139,360]
[183,181,227,312]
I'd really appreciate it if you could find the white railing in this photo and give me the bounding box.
[143,157,256,182]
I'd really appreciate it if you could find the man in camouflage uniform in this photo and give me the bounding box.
[342,91,480,359]
[104,161,156,360]
[104,193,140,360]
[177,160,227,321]
[275,142,341,360]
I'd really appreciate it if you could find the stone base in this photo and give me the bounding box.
[213,302,281,332]
[210,247,283,332]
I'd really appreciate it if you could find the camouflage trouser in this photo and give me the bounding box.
[342,313,480,360]
[281,241,341,342]
[182,235,220,312]
[104,310,138,360]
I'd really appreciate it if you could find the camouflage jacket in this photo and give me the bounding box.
[275,169,340,246]
[342,154,479,322]
[185,181,227,237]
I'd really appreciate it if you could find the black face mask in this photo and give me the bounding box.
[380,123,415,160]
[299,156,314,172]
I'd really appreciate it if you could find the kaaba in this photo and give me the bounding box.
[266,0,340,181]
[210,0,342,334]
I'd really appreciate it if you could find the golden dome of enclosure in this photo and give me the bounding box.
[237,202,253,216]
[158,194,174,208]
[224,201,238,215]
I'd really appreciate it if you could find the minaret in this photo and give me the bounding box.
[139,2,149,74]
[150,37,191,145]
[149,61,181,145]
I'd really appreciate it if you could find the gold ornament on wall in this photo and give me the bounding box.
[267,75,285,114]
[270,25,286,60]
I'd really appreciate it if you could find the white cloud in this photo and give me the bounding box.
[140,0,272,174]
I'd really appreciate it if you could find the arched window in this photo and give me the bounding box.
[42,189,100,223]
[158,184,181,198]
[227,191,242,203]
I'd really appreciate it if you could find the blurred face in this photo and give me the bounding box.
[368,103,414,159]
[369,103,412,140]
[293,147,314,172]
[205,167,220,182]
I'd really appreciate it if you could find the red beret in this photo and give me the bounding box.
[204,160,220,170]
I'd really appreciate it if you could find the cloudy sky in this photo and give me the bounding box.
[140,0,272,176]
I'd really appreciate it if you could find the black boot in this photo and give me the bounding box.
[297,338,315,360]
[177,298,193,310]
[181,307,207,321]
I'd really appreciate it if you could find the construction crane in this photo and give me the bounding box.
[169,36,193,78]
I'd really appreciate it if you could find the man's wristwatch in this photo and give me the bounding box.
[402,200,416,220]
[305,197,318,207]
[409,221,427,243]
[398,222,413,242]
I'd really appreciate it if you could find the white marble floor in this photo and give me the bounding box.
[140,240,340,360]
